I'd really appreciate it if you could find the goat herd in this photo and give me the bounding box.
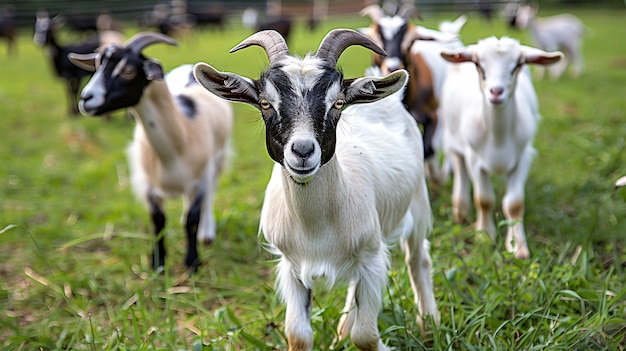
[22,3,586,351]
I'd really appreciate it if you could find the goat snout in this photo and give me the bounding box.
[292,139,315,159]
[488,86,506,105]
[81,91,94,102]
[284,138,321,184]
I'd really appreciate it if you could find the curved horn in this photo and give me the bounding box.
[316,29,387,67]
[359,4,383,23]
[229,30,288,66]
[123,32,178,54]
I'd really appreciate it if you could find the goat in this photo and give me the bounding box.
[34,11,123,116]
[439,36,562,259]
[359,4,459,184]
[515,5,585,80]
[68,32,233,271]
[0,5,16,56]
[194,29,438,350]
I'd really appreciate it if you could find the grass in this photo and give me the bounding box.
[1,8,625,350]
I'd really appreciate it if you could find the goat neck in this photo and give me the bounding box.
[481,92,517,147]
[130,80,187,162]
[278,155,345,226]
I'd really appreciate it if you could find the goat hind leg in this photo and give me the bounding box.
[67,78,81,116]
[333,280,357,348]
[184,191,203,271]
[149,195,167,270]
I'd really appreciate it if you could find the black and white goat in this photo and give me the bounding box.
[69,32,233,271]
[34,11,123,116]
[194,29,438,350]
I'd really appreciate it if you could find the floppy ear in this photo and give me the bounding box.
[143,59,164,81]
[67,52,98,72]
[343,69,408,105]
[521,46,563,65]
[194,62,259,107]
[440,46,476,63]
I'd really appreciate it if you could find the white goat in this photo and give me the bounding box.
[69,32,233,271]
[515,5,585,79]
[194,29,438,350]
[439,36,562,259]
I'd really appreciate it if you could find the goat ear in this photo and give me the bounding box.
[521,46,563,66]
[440,47,475,63]
[143,59,164,81]
[193,62,259,106]
[343,70,408,105]
[68,52,98,72]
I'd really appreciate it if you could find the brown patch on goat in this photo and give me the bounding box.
[505,200,525,220]
[287,337,312,351]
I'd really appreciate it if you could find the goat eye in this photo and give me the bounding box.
[260,99,271,110]
[334,99,345,109]
[122,66,136,79]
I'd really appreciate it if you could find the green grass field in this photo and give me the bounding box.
[1,8,625,350]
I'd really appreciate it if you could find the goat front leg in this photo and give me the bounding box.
[450,153,471,224]
[184,191,203,271]
[349,252,389,351]
[467,159,496,240]
[197,163,219,245]
[503,149,533,259]
[148,194,166,270]
[277,260,313,351]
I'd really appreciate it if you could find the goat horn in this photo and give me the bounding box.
[316,29,387,67]
[359,4,383,22]
[229,30,288,66]
[123,32,178,54]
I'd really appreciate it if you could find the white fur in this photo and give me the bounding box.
[260,90,438,350]
[440,36,562,259]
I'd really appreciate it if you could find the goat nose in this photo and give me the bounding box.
[81,92,93,102]
[490,87,504,96]
[291,139,315,158]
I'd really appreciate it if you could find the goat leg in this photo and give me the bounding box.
[149,195,166,270]
[184,191,203,271]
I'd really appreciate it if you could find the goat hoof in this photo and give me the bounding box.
[514,248,530,260]
[186,259,201,273]
[202,238,213,246]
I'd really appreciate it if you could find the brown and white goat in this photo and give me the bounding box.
[360,4,459,184]
[69,32,233,271]
[195,29,438,350]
